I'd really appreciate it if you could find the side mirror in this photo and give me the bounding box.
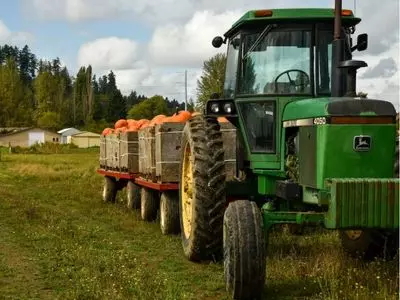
[212,36,224,48]
[351,33,368,52]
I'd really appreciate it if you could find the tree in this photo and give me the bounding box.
[37,111,61,130]
[196,53,226,110]
[127,95,168,120]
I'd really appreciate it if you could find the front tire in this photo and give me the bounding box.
[224,200,266,300]
[179,115,226,261]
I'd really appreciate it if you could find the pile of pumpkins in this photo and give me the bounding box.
[102,110,228,136]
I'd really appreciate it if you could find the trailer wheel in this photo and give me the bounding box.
[103,176,117,203]
[126,181,141,209]
[340,229,399,260]
[179,115,226,261]
[224,200,266,300]
[141,188,158,221]
[160,192,180,235]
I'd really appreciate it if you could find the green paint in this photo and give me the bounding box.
[324,178,400,229]
[226,8,361,37]
[261,205,325,230]
[315,124,396,189]
[257,176,276,195]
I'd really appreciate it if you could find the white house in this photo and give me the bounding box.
[57,128,82,144]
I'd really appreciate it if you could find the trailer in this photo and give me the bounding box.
[97,119,237,236]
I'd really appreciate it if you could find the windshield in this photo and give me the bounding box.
[223,34,240,98]
[238,25,312,96]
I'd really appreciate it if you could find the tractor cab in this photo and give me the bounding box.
[206,8,370,171]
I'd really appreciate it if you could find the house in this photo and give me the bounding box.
[0,127,60,148]
[68,131,100,148]
[57,127,82,144]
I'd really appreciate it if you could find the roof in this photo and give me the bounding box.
[58,127,81,134]
[0,127,60,138]
[71,131,101,137]
[225,8,361,37]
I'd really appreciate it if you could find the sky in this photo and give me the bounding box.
[0,0,399,110]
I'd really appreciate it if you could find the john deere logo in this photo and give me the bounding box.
[353,135,372,152]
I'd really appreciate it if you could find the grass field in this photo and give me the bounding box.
[0,149,398,299]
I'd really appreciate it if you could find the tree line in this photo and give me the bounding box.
[0,44,200,133]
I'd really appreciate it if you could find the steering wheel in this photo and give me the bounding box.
[274,69,310,92]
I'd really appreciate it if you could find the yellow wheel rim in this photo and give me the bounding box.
[345,230,362,240]
[181,142,193,239]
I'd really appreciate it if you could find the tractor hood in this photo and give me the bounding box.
[282,97,397,121]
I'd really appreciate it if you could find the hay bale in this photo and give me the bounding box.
[120,131,139,173]
[155,122,185,182]
[138,126,156,179]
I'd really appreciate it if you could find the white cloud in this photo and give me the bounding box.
[0,20,33,47]
[71,1,399,111]
[148,10,241,68]
[77,37,140,71]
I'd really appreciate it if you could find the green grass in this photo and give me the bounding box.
[0,151,398,299]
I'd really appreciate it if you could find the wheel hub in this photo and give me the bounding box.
[181,142,193,239]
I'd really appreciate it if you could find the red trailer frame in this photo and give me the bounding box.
[96,169,179,191]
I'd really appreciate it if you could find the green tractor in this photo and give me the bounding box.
[178,1,399,299]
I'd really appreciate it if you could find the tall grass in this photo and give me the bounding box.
[0,152,398,299]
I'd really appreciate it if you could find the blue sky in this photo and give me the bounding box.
[0,0,398,109]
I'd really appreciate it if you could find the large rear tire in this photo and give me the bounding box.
[340,229,399,260]
[179,115,226,261]
[224,200,266,300]
[103,176,117,203]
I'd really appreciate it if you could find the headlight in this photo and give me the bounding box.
[210,103,220,113]
[224,103,233,113]
[313,117,326,125]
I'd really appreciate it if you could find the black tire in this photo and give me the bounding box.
[127,181,141,209]
[141,188,158,221]
[224,200,266,300]
[160,192,180,235]
[340,229,399,260]
[103,176,117,203]
[179,115,226,261]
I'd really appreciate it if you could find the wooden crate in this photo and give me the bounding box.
[99,135,106,168]
[138,126,156,179]
[155,122,185,182]
[108,133,121,170]
[105,134,113,169]
[220,122,237,181]
[120,131,139,173]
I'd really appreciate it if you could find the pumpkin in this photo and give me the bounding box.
[217,117,229,123]
[102,128,114,136]
[149,114,167,126]
[115,119,128,129]
[170,110,192,123]
[115,127,127,134]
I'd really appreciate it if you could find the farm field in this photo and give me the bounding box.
[0,149,398,300]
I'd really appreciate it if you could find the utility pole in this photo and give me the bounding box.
[184,70,188,110]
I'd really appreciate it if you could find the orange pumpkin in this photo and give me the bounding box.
[171,110,192,123]
[149,114,167,126]
[102,127,114,136]
[217,117,229,123]
[115,119,128,129]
